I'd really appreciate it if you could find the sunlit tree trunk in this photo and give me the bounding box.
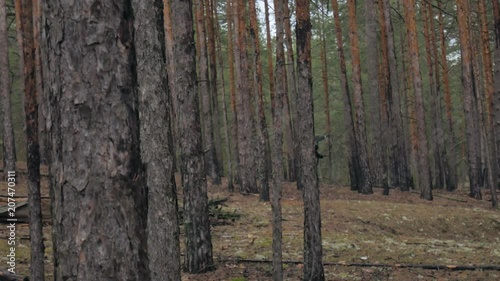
[403,0,432,200]
[0,0,16,179]
[456,0,482,199]
[331,0,360,191]
[348,0,373,194]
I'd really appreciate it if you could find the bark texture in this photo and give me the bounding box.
[0,0,16,178]
[20,0,44,279]
[492,0,500,186]
[132,0,180,279]
[170,0,214,272]
[42,0,149,279]
[403,0,432,200]
[296,0,325,279]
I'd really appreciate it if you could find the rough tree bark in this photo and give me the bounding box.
[195,0,221,185]
[347,0,373,194]
[42,0,149,279]
[437,0,458,191]
[170,0,215,272]
[403,0,432,200]
[249,0,271,201]
[272,0,286,278]
[296,0,325,280]
[491,0,500,188]
[132,0,180,279]
[19,0,44,279]
[331,0,360,191]
[456,0,482,199]
[227,0,239,191]
[234,0,257,193]
[0,0,16,179]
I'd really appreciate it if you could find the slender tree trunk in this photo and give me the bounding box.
[170,0,215,272]
[348,0,373,195]
[283,1,298,182]
[437,0,458,191]
[19,0,44,279]
[365,0,383,185]
[456,0,482,199]
[272,0,286,278]
[403,0,432,200]
[264,0,275,104]
[319,4,333,183]
[206,0,223,177]
[331,0,360,191]
[0,0,16,179]
[296,1,325,280]
[195,0,221,185]
[132,0,180,279]
[493,0,500,177]
[249,0,271,201]
[227,0,239,191]
[42,0,149,278]
[215,2,234,192]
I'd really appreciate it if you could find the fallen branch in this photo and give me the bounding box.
[216,258,500,271]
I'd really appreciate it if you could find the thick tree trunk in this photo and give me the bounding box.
[19,0,44,279]
[272,0,286,278]
[42,1,149,279]
[132,0,180,279]
[403,0,432,200]
[296,1,325,280]
[331,0,360,191]
[491,0,500,189]
[0,0,16,179]
[234,0,257,193]
[195,0,221,185]
[249,0,271,201]
[348,0,373,195]
[170,0,215,272]
[437,1,458,191]
[456,0,482,199]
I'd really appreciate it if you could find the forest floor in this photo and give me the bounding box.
[1,164,500,280]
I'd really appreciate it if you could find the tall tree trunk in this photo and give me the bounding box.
[403,0,432,200]
[319,3,333,183]
[382,0,412,191]
[42,0,149,278]
[249,0,271,201]
[195,0,221,185]
[234,0,257,193]
[0,0,16,179]
[493,0,500,177]
[296,1,325,280]
[227,0,239,191]
[132,0,180,279]
[331,0,360,191]
[283,1,298,182]
[348,0,373,195]
[365,0,383,185]
[215,2,235,192]
[206,0,223,178]
[33,0,46,165]
[478,0,498,207]
[456,0,482,199]
[19,0,44,279]
[170,0,215,272]
[437,0,458,191]
[264,0,275,105]
[272,0,286,278]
